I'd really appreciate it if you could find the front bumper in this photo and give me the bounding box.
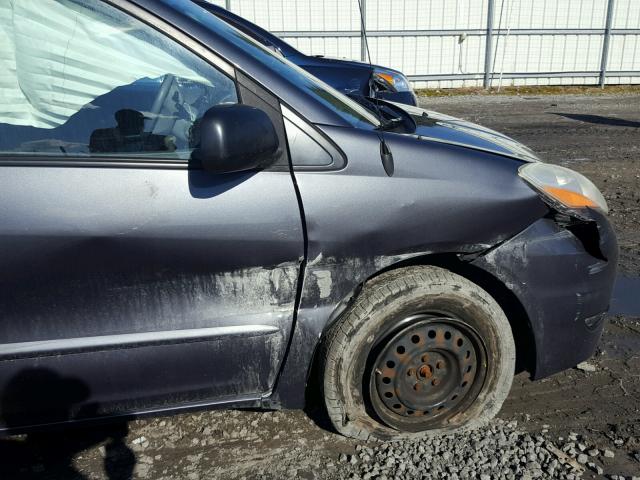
[472,212,618,379]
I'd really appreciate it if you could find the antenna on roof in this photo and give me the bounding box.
[357,0,394,177]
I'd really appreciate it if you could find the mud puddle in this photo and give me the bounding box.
[609,275,640,316]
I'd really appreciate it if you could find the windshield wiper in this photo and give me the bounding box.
[347,94,402,130]
[377,116,404,131]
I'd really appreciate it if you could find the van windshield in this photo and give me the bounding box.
[177,0,381,129]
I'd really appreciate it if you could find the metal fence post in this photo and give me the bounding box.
[483,0,495,89]
[599,0,615,88]
[360,0,368,62]
[225,0,231,10]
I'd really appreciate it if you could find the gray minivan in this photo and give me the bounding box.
[0,0,617,440]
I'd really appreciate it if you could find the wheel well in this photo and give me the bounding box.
[374,254,537,376]
[304,253,538,409]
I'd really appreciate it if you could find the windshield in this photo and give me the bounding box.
[177,0,380,129]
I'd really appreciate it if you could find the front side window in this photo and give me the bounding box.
[0,0,237,159]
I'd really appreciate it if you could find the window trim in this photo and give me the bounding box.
[0,157,188,170]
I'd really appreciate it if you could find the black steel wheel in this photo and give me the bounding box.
[368,315,487,432]
[322,266,515,440]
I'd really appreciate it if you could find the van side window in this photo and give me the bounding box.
[0,0,237,160]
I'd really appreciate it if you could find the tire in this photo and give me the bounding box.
[322,265,515,441]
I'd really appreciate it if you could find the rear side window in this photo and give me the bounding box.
[0,0,237,160]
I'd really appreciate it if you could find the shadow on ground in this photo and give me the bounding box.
[0,424,135,480]
[553,112,640,128]
[0,368,135,479]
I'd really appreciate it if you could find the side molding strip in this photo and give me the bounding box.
[0,325,279,360]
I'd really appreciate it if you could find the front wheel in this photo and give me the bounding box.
[322,266,515,440]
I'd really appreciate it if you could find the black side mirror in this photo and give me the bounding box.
[192,104,280,173]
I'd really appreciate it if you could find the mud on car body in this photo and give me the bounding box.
[0,0,617,439]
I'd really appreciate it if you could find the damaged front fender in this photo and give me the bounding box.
[471,213,618,379]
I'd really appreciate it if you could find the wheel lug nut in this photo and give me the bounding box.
[432,378,440,386]
[421,354,429,363]
[407,368,416,377]
[413,383,421,392]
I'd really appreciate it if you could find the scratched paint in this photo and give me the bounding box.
[314,270,333,299]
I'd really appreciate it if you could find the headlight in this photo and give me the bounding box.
[519,163,608,214]
[372,69,413,93]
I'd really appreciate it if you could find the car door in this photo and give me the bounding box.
[0,0,304,429]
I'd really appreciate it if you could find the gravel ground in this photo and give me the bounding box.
[1,94,639,480]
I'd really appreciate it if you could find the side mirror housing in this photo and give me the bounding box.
[192,104,280,173]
